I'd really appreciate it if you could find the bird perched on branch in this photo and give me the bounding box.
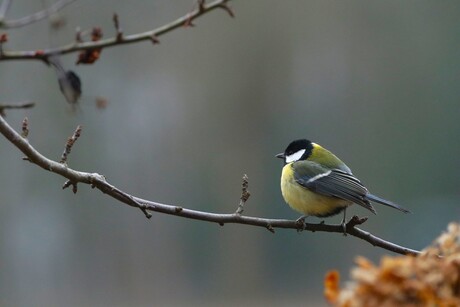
[276,139,409,231]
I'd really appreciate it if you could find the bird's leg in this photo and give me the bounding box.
[295,215,308,232]
[341,209,347,236]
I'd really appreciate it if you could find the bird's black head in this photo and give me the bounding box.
[276,139,313,164]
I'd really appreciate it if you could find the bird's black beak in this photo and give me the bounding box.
[275,153,285,159]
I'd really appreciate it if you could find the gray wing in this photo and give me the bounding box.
[293,162,377,214]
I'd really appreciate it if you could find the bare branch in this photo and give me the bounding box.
[0,0,77,29]
[0,0,12,21]
[0,0,234,61]
[0,101,35,116]
[0,114,420,256]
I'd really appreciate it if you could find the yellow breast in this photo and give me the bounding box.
[280,163,351,217]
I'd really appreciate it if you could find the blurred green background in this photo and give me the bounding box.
[1,0,460,306]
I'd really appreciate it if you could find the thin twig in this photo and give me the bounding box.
[218,2,234,18]
[0,101,35,116]
[21,117,29,138]
[0,114,420,256]
[0,0,12,21]
[113,13,123,41]
[63,179,78,193]
[0,101,35,109]
[0,0,234,61]
[0,0,77,29]
[129,195,153,219]
[235,174,250,215]
[60,125,81,164]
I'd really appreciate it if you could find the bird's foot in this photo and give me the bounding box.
[340,219,347,236]
[295,215,308,232]
[340,209,348,236]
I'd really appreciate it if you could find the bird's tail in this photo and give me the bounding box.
[366,193,410,213]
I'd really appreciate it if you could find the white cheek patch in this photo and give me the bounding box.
[285,149,306,163]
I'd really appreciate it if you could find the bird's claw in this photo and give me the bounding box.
[341,220,347,236]
[295,216,307,232]
[341,209,348,236]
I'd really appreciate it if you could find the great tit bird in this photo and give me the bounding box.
[276,139,409,230]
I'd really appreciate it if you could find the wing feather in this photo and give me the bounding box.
[293,162,377,214]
